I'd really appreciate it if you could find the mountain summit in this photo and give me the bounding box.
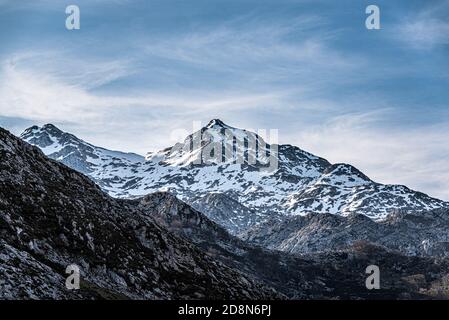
[205,118,230,129]
[147,118,275,169]
[21,120,449,234]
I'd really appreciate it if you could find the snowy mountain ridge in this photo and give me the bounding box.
[20,119,449,234]
[21,124,144,175]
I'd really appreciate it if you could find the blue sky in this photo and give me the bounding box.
[0,0,449,199]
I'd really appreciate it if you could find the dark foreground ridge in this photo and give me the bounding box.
[0,127,277,299]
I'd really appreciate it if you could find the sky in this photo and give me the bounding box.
[0,0,449,200]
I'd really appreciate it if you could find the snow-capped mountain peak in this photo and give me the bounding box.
[150,119,274,168]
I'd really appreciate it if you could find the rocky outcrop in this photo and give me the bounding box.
[241,209,449,258]
[135,192,449,299]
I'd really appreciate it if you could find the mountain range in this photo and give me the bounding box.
[2,125,449,299]
[21,120,449,236]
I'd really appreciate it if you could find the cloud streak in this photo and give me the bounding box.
[394,0,449,49]
[0,52,294,153]
[141,15,362,88]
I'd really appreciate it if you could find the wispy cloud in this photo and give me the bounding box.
[0,52,292,152]
[142,15,362,86]
[394,1,449,49]
[398,19,449,49]
[5,51,137,90]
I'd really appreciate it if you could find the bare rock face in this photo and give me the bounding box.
[0,127,278,300]
[241,209,449,258]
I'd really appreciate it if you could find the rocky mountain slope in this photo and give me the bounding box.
[133,192,449,299]
[21,120,449,235]
[241,209,449,258]
[0,127,277,299]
